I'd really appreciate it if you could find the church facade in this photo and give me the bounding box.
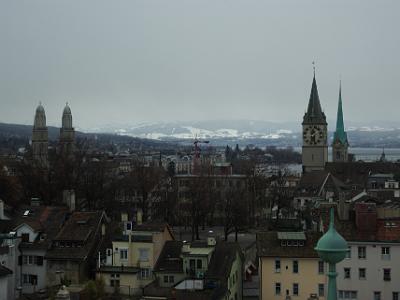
[31,103,75,164]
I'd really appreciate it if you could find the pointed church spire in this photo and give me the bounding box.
[333,81,348,145]
[303,65,326,124]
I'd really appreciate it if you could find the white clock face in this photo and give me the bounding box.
[303,125,325,145]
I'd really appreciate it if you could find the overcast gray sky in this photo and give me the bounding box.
[0,0,399,129]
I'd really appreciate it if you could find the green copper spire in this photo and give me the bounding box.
[315,208,348,300]
[333,81,348,145]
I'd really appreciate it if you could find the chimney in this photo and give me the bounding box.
[136,209,143,225]
[0,200,4,220]
[355,202,377,232]
[207,237,216,246]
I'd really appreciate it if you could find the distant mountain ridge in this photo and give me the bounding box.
[2,120,400,149]
[85,120,400,148]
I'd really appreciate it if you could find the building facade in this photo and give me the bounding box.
[258,231,327,300]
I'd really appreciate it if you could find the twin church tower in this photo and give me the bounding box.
[32,103,75,165]
[302,71,349,173]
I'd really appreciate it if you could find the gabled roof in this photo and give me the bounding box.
[133,222,175,240]
[154,240,183,273]
[257,231,321,258]
[325,162,400,187]
[46,211,106,261]
[206,242,242,279]
[303,75,327,125]
[297,170,347,197]
[12,206,69,249]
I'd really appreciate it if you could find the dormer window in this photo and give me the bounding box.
[277,232,306,247]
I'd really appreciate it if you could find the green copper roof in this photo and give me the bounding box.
[333,82,348,145]
[303,74,327,124]
[315,208,348,264]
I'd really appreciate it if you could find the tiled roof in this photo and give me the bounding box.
[46,211,105,261]
[133,222,169,232]
[257,231,321,258]
[206,242,242,279]
[53,211,101,242]
[325,162,400,186]
[154,240,183,273]
[0,265,12,277]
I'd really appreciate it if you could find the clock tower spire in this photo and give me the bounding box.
[302,67,328,173]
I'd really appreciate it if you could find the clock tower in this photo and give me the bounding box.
[302,72,328,172]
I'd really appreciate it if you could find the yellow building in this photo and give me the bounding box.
[257,231,327,300]
[97,222,174,295]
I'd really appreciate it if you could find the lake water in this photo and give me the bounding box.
[286,148,400,175]
[294,147,400,162]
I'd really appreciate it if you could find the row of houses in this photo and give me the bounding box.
[0,200,108,299]
[0,199,246,300]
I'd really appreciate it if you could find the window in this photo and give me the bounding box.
[23,274,29,284]
[139,268,151,279]
[120,249,128,260]
[189,259,196,270]
[275,282,281,295]
[22,274,37,285]
[197,259,202,269]
[359,268,366,279]
[344,268,351,279]
[374,291,381,300]
[381,247,391,260]
[393,292,399,300]
[318,261,324,274]
[126,222,132,231]
[139,248,149,262]
[346,246,351,259]
[384,268,391,281]
[169,276,174,283]
[358,246,366,259]
[275,259,281,272]
[163,275,168,283]
[110,274,120,287]
[293,283,299,296]
[318,284,324,297]
[293,260,299,273]
[21,233,29,243]
[338,290,357,300]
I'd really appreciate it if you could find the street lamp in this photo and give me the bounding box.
[315,208,348,300]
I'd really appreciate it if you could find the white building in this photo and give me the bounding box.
[337,241,400,300]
